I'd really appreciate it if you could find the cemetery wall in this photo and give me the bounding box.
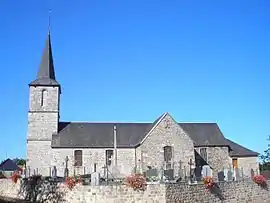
[1,179,270,203]
[166,180,270,203]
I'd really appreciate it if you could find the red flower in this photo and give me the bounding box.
[253,175,267,186]
[65,177,76,190]
[11,171,21,183]
[203,176,214,190]
[125,173,147,191]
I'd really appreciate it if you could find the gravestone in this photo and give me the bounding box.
[227,169,233,181]
[178,161,184,178]
[164,169,174,180]
[194,166,202,181]
[91,172,100,186]
[234,168,241,180]
[202,165,212,178]
[223,169,228,181]
[52,166,57,178]
[146,168,158,177]
[251,169,255,178]
[145,168,159,182]
[110,165,121,179]
[218,171,225,181]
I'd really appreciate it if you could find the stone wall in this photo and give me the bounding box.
[1,179,270,203]
[0,179,166,203]
[166,180,270,203]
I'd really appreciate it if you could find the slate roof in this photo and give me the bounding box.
[178,123,228,146]
[52,121,228,148]
[53,122,151,148]
[226,139,259,157]
[29,32,60,87]
[51,115,258,157]
[0,159,21,171]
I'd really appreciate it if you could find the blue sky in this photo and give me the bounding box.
[0,0,269,161]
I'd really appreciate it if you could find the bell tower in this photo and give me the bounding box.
[26,32,61,176]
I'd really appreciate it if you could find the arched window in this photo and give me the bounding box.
[164,146,173,169]
[74,150,83,166]
[199,148,208,162]
[40,89,47,107]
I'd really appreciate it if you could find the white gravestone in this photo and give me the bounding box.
[91,172,100,186]
[202,165,212,178]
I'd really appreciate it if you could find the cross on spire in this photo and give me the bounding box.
[29,12,60,88]
[48,9,52,34]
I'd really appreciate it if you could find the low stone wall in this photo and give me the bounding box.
[0,180,166,203]
[166,180,270,203]
[0,179,270,203]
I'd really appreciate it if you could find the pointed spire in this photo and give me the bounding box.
[30,32,59,86]
[37,32,55,79]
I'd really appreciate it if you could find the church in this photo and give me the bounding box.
[26,32,259,180]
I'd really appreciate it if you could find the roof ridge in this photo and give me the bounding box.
[179,122,217,124]
[59,121,152,124]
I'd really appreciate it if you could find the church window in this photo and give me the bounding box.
[164,146,173,169]
[200,148,208,162]
[105,150,113,166]
[74,150,82,166]
[40,89,47,106]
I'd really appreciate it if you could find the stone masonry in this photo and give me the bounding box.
[27,86,60,176]
[195,146,232,179]
[51,148,136,177]
[137,113,195,177]
[1,179,270,203]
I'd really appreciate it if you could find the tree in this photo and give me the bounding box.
[260,135,270,171]
[17,159,26,166]
[12,158,26,166]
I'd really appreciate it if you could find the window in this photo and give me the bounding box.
[164,146,173,169]
[106,150,114,166]
[74,150,82,166]
[200,148,207,162]
[232,158,238,168]
[41,89,47,106]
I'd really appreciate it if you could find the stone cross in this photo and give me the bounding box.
[188,159,195,183]
[64,156,69,177]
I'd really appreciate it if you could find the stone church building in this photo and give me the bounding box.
[27,32,259,179]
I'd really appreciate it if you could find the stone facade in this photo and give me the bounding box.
[27,86,60,176]
[1,179,270,203]
[48,114,195,178]
[137,113,195,177]
[51,148,136,177]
